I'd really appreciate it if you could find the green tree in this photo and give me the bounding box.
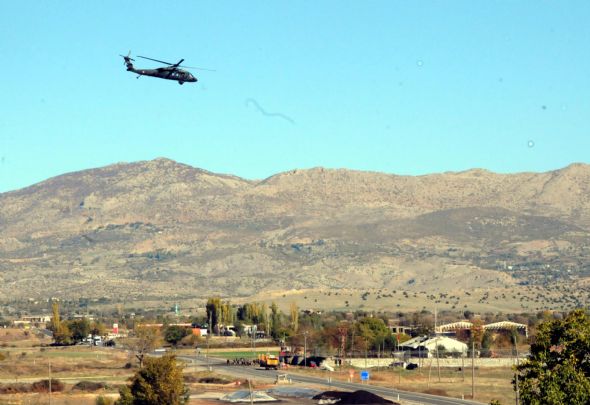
[480,330,493,358]
[48,300,72,345]
[355,317,391,350]
[90,321,107,337]
[115,354,189,405]
[49,300,61,332]
[289,302,299,333]
[164,325,190,347]
[205,297,221,334]
[270,302,281,339]
[515,309,590,405]
[68,318,91,343]
[53,321,72,345]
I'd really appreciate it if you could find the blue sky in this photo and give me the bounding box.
[1,1,589,192]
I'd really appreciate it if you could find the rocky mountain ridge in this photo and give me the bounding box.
[1,158,589,311]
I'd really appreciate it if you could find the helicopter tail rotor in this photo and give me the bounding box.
[119,51,135,70]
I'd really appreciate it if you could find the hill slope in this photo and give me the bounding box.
[1,159,589,311]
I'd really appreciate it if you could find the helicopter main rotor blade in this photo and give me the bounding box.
[136,55,215,71]
[180,65,216,72]
[137,55,175,65]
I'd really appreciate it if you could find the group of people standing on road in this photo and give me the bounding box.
[227,357,255,366]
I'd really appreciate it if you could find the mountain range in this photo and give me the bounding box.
[1,158,589,312]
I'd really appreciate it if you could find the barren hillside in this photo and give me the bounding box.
[1,158,589,311]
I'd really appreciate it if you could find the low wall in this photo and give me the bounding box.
[346,357,519,368]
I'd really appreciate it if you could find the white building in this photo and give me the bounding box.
[400,335,468,357]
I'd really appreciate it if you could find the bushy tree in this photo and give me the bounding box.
[90,321,107,337]
[270,302,282,339]
[53,322,72,345]
[115,354,189,405]
[515,309,590,404]
[68,318,91,343]
[48,300,72,345]
[164,325,190,347]
[289,302,299,333]
[205,297,221,333]
[480,330,493,358]
[355,317,391,350]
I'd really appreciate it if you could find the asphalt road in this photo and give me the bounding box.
[180,355,485,405]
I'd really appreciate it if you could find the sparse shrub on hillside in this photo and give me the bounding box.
[0,383,32,394]
[73,380,109,391]
[31,379,65,393]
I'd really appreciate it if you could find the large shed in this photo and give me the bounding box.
[399,335,468,357]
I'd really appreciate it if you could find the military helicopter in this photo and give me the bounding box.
[119,51,213,85]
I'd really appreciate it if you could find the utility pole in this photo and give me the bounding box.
[364,339,368,369]
[514,336,520,405]
[48,360,52,405]
[471,339,475,400]
[462,350,465,382]
[436,341,441,382]
[418,344,422,372]
[338,324,347,370]
[434,304,437,335]
[350,320,356,359]
[304,331,308,368]
[206,334,210,370]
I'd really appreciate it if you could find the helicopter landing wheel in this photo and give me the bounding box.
[178,81,184,85]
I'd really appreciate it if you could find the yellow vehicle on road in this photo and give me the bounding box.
[258,354,280,370]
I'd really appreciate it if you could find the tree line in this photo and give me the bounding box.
[47,301,106,345]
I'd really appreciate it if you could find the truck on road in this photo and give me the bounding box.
[258,354,280,370]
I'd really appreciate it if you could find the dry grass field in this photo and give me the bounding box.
[0,331,280,405]
[0,328,519,404]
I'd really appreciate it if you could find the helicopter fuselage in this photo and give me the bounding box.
[127,66,197,85]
